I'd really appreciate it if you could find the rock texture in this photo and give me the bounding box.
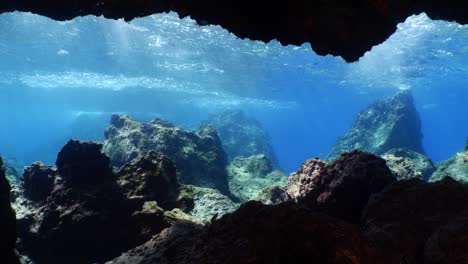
[227,154,286,202]
[188,186,239,223]
[327,91,424,161]
[103,115,230,194]
[429,150,468,183]
[0,157,20,264]
[108,202,381,264]
[382,148,436,180]
[202,110,278,165]
[3,0,468,62]
[15,140,195,264]
[362,177,468,264]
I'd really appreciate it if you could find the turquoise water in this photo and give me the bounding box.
[0,12,467,173]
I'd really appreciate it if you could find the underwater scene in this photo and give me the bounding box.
[0,10,467,264]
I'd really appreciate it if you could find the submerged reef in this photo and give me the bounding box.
[202,110,278,165]
[14,140,196,264]
[227,154,286,202]
[327,91,425,161]
[107,151,468,264]
[382,148,436,180]
[0,157,20,264]
[429,149,468,183]
[103,115,230,194]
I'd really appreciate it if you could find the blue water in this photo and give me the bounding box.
[0,12,467,173]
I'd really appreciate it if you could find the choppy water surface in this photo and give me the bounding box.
[0,12,467,172]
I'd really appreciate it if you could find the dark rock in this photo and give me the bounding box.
[20,162,57,202]
[290,151,395,223]
[227,154,286,202]
[327,91,424,161]
[15,141,195,264]
[362,177,468,264]
[382,148,436,180]
[429,150,468,183]
[0,157,20,263]
[56,139,114,186]
[202,110,278,165]
[108,201,382,264]
[117,151,180,210]
[103,115,230,194]
[4,1,468,62]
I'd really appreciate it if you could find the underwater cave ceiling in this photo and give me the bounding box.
[1,0,468,62]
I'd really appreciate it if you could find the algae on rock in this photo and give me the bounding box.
[382,148,436,180]
[429,151,468,183]
[103,115,230,194]
[327,91,425,161]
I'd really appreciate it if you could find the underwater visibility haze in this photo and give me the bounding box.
[1,9,468,264]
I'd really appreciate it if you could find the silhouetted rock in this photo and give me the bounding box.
[108,202,382,264]
[15,141,195,264]
[227,154,286,202]
[382,148,436,180]
[429,150,468,183]
[103,115,230,194]
[327,91,424,161]
[362,177,468,264]
[202,110,278,165]
[0,157,20,263]
[287,151,395,223]
[20,162,57,201]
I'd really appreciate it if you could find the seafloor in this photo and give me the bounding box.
[1,90,467,263]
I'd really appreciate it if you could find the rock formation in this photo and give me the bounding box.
[3,0,468,62]
[0,157,20,264]
[429,150,468,183]
[188,186,239,223]
[103,115,230,194]
[382,148,436,180]
[14,140,195,264]
[202,110,278,165]
[327,91,424,161]
[227,154,286,202]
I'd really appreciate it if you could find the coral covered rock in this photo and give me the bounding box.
[202,110,278,165]
[108,202,382,264]
[327,91,425,161]
[362,177,468,264]
[382,148,436,180]
[227,154,286,202]
[103,115,230,194]
[15,140,195,264]
[429,150,468,183]
[0,157,20,263]
[289,151,395,223]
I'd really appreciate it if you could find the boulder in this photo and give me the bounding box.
[382,148,436,180]
[327,91,425,161]
[429,150,468,183]
[103,115,230,194]
[15,140,195,264]
[202,110,278,165]
[107,202,382,264]
[287,151,395,223]
[227,154,286,202]
[188,185,239,223]
[362,177,468,264]
[0,157,20,263]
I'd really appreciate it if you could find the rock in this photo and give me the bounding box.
[103,115,230,194]
[0,157,20,263]
[381,148,436,180]
[289,151,395,223]
[327,91,425,161]
[283,158,327,202]
[20,162,57,201]
[362,177,468,264]
[254,185,285,205]
[15,140,196,264]
[202,110,278,165]
[226,154,286,202]
[429,151,468,183]
[188,186,239,223]
[107,202,382,264]
[116,151,181,210]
